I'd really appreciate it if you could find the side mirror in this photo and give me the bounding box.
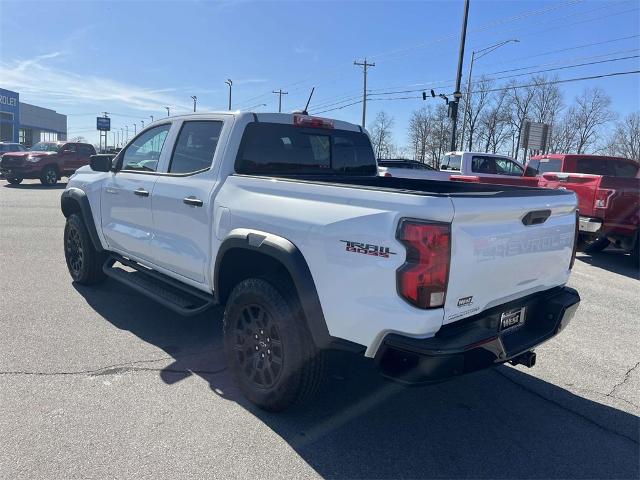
[90,154,115,172]
[440,165,448,170]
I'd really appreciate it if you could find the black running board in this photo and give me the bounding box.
[103,254,216,316]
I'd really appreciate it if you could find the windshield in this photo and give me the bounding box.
[30,142,61,152]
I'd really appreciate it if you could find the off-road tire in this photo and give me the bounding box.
[223,278,325,411]
[64,213,108,285]
[40,165,58,185]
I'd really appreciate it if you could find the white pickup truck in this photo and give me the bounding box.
[380,151,526,181]
[61,112,580,411]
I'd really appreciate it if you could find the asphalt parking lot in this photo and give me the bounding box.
[1,179,638,480]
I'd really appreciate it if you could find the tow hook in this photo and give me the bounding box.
[510,351,536,368]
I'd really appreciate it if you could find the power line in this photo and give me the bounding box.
[312,70,640,114]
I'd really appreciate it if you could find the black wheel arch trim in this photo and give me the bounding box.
[60,188,104,252]
[214,232,331,349]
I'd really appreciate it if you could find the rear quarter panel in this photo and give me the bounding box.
[215,175,455,355]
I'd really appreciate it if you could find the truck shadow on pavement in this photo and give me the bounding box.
[74,280,639,479]
[2,181,67,190]
[577,250,639,280]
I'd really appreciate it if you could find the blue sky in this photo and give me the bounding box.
[1,0,638,147]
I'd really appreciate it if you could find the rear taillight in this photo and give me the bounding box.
[396,220,451,309]
[594,188,615,209]
[570,210,579,270]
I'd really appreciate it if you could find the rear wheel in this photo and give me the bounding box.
[223,278,324,411]
[64,214,108,285]
[6,177,22,185]
[582,236,610,254]
[40,166,58,185]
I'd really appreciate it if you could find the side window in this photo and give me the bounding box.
[576,158,611,176]
[63,144,77,153]
[472,156,498,174]
[78,144,95,156]
[495,159,523,176]
[169,121,223,174]
[612,161,638,178]
[122,124,171,172]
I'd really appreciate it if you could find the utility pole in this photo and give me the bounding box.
[125,125,128,143]
[133,123,137,135]
[191,95,197,112]
[354,58,375,128]
[272,89,288,113]
[225,79,233,110]
[449,0,470,152]
[165,106,170,117]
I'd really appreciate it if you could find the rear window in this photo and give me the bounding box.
[525,158,563,176]
[441,154,461,171]
[235,122,376,175]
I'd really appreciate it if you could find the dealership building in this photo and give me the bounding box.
[0,88,67,146]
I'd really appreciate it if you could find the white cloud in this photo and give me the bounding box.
[0,53,202,113]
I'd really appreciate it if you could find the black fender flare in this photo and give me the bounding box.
[60,188,104,252]
[214,231,330,349]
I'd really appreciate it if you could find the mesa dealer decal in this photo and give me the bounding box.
[340,240,397,258]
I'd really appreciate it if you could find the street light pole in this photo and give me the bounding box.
[150,115,154,123]
[449,0,470,152]
[133,123,137,135]
[141,120,144,129]
[191,95,197,112]
[225,79,233,110]
[460,38,519,150]
[165,106,170,117]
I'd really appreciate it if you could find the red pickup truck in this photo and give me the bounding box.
[526,154,639,257]
[0,141,96,186]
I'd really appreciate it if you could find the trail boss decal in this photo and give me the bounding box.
[340,240,396,258]
[457,296,474,307]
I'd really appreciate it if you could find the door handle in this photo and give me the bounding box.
[134,188,149,197]
[183,196,203,207]
[105,187,118,195]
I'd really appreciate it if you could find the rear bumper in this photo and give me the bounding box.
[374,286,580,384]
[579,216,602,233]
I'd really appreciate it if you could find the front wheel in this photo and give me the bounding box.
[64,214,108,285]
[6,177,22,185]
[223,278,325,411]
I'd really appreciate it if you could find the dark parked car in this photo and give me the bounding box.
[0,141,96,185]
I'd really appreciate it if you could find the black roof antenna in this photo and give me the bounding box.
[301,87,315,115]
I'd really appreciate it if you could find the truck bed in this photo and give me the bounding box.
[237,174,572,198]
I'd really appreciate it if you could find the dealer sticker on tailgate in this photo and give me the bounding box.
[500,307,526,333]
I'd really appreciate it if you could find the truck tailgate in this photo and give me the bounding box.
[539,172,600,217]
[444,192,577,324]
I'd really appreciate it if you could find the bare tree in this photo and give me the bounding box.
[531,75,564,124]
[570,87,616,154]
[506,80,536,161]
[426,105,450,168]
[369,111,396,159]
[407,106,432,162]
[69,136,87,143]
[605,111,640,160]
[478,87,510,153]
[549,114,578,154]
[463,76,493,151]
